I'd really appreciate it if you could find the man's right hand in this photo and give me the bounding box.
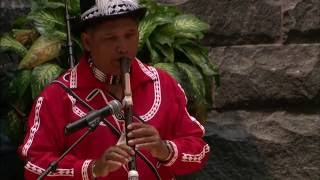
[93,144,135,177]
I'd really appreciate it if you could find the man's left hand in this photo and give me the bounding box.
[127,122,170,161]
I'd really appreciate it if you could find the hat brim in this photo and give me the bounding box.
[71,7,147,34]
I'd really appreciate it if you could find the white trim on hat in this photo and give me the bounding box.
[81,0,139,21]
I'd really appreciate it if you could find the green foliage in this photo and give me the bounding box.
[31,63,63,99]
[0,35,28,57]
[19,36,62,69]
[0,0,218,142]
[138,1,218,116]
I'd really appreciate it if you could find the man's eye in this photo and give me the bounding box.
[103,36,115,40]
[125,33,135,39]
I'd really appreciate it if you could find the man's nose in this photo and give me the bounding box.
[116,40,128,55]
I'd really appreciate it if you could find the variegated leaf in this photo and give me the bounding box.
[174,14,209,33]
[19,36,62,69]
[146,39,161,64]
[0,35,28,57]
[153,43,174,63]
[176,62,206,101]
[31,63,63,99]
[138,13,172,50]
[177,44,215,76]
[28,9,65,35]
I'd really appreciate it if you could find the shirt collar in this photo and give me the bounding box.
[70,55,156,91]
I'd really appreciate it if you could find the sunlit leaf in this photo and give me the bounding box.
[0,35,27,57]
[174,14,209,36]
[19,36,62,69]
[31,63,63,99]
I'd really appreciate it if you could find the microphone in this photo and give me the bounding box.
[65,100,122,134]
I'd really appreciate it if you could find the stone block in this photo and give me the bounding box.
[196,109,320,179]
[283,0,320,43]
[178,0,282,46]
[209,44,320,109]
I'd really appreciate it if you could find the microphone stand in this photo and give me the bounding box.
[37,116,102,180]
[64,0,75,68]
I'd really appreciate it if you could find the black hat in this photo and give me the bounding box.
[75,0,147,32]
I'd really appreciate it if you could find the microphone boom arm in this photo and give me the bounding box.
[37,116,101,180]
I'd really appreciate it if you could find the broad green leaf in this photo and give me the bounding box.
[31,63,63,99]
[68,0,81,15]
[46,2,65,9]
[30,0,49,12]
[0,35,27,57]
[174,37,195,45]
[176,44,215,76]
[150,26,175,46]
[51,30,67,41]
[174,14,209,33]
[12,16,31,28]
[138,13,172,50]
[153,63,183,84]
[28,9,65,35]
[153,43,174,63]
[173,15,209,40]
[139,0,158,14]
[8,70,32,99]
[153,62,193,100]
[176,62,206,101]
[146,39,161,64]
[155,5,180,17]
[19,36,62,69]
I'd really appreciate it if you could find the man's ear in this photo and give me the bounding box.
[81,32,91,52]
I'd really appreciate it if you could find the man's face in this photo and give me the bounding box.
[81,17,139,75]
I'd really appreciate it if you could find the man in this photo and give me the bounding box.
[19,0,210,179]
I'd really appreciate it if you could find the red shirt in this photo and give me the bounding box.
[19,56,209,180]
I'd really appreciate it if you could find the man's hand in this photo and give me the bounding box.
[93,144,135,177]
[127,122,170,161]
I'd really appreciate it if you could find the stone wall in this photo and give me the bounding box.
[0,0,30,34]
[178,0,320,179]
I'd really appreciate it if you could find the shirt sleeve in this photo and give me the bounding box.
[18,89,95,180]
[161,77,210,175]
